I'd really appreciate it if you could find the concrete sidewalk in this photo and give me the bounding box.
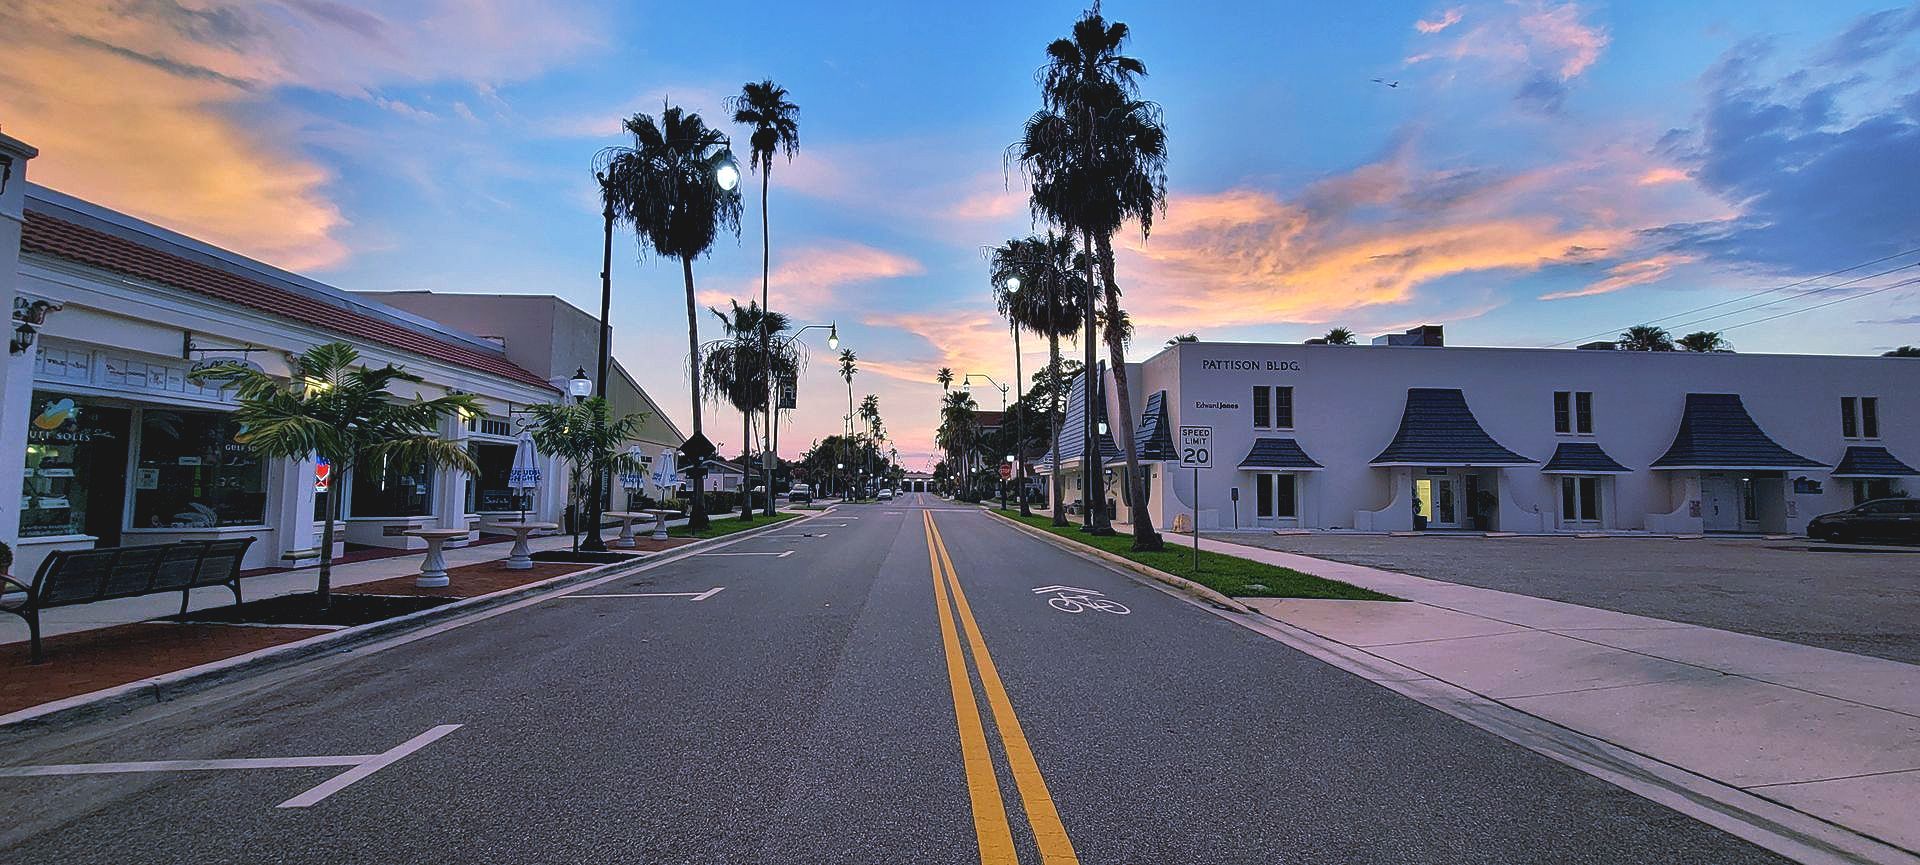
[1190,532,1920,855]
[2,511,748,645]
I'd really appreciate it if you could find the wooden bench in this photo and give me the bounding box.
[1,538,255,663]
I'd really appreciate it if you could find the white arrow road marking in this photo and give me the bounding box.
[562,587,726,601]
[0,725,465,810]
[1032,585,1105,595]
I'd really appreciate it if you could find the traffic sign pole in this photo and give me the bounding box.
[1177,425,1214,575]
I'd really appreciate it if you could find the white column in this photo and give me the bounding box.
[433,413,471,541]
[0,133,38,550]
[271,457,319,564]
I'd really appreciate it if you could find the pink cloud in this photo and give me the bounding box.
[1405,1,1608,83]
[699,242,923,316]
[1417,7,1465,34]
[1539,253,1698,300]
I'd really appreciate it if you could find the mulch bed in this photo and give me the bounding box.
[1,622,321,715]
[339,559,593,598]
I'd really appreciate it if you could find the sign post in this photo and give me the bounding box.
[1177,425,1212,572]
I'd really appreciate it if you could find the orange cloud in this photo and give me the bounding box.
[0,1,597,271]
[1636,167,1690,186]
[1539,253,1698,300]
[699,243,924,316]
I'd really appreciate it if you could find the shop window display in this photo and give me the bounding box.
[132,409,267,528]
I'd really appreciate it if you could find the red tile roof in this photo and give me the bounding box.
[21,212,554,391]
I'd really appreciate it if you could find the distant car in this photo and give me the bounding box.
[788,483,812,504]
[877,488,894,500]
[1808,497,1920,544]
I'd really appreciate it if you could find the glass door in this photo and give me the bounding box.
[1560,476,1601,528]
[1430,478,1460,528]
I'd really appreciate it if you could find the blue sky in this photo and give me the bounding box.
[3,1,1917,466]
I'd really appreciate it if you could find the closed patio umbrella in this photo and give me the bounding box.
[508,428,543,522]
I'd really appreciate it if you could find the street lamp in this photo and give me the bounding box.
[569,368,592,401]
[1004,276,1021,293]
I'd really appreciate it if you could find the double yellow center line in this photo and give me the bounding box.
[923,510,1079,865]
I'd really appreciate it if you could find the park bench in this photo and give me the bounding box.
[1,538,255,663]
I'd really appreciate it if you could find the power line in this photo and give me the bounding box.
[1714,274,1920,334]
[1659,260,1920,334]
[1545,246,1920,347]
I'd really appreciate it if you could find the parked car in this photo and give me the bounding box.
[788,483,812,504]
[1807,497,1920,544]
[877,488,893,500]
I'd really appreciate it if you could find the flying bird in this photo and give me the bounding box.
[1371,78,1401,89]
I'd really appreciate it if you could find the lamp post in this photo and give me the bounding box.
[566,368,602,549]
[962,373,1009,504]
[763,323,837,515]
[998,273,1035,517]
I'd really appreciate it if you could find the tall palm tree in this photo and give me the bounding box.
[993,233,1089,520]
[1677,331,1733,353]
[702,300,800,522]
[728,81,800,509]
[859,393,882,490]
[1618,325,1675,352]
[1019,10,1169,549]
[839,348,859,499]
[938,390,981,498]
[598,104,742,530]
[193,342,478,609]
[1323,327,1357,345]
[937,367,954,391]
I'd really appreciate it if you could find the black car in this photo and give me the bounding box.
[1807,497,1920,544]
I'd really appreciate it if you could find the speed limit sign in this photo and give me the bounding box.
[1178,426,1213,468]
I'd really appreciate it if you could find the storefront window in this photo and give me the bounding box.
[21,392,132,542]
[132,409,266,528]
[350,457,434,517]
[470,443,518,512]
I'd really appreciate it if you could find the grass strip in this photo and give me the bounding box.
[994,509,1398,601]
[671,510,801,539]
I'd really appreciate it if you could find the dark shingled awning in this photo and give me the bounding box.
[1832,445,1920,477]
[1239,438,1324,471]
[1371,388,1536,466]
[1651,394,1825,470]
[1132,390,1177,462]
[1541,442,1631,474]
[1037,372,1119,467]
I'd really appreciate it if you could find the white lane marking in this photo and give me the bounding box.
[698,551,794,557]
[278,724,463,808]
[561,587,726,600]
[1032,585,1105,595]
[0,755,371,777]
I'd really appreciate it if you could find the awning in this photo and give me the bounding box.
[1238,438,1324,471]
[1541,442,1631,474]
[1651,393,1825,471]
[1037,371,1120,468]
[1831,445,1920,478]
[1371,388,1536,467]
[1134,390,1176,462]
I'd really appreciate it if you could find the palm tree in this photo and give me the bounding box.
[702,300,800,522]
[839,348,858,499]
[597,104,742,531]
[859,393,883,491]
[524,398,650,549]
[1677,331,1733,353]
[728,81,800,508]
[193,342,478,609]
[937,367,954,391]
[937,390,981,499]
[1886,346,1920,357]
[1617,325,1675,351]
[1019,10,1169,549]
[1164,333,1197,347]
[1323,327,1357,345]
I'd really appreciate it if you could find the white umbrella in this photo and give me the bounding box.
[619,445,645,505]
[508,428,542,521]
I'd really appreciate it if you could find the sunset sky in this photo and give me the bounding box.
[3,1,1917,467]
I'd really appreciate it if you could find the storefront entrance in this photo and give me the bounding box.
[1414,476,1459,529]
[22,393,131,547]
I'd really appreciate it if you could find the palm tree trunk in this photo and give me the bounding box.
[1081,227,1105,533]
[759,169,776,517]
[682,255,709,531]
[740,407,753,522]
[1094,234,1161,551]
[1047,331,1067,526]
[318,466,341,609]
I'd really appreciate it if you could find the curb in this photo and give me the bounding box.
[0,511,816,738]
[984,508,1254,614]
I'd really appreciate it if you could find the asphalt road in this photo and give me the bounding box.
[0,493,1788,864]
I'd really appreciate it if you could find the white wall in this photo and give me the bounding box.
[1130,342,1919,535]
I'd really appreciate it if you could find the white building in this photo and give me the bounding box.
[1044,328,1918,537]
[1,140,675,575]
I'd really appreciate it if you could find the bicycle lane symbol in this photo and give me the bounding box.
[1032,585,1131,615]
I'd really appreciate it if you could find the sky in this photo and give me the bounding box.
[3,0,1918,469]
